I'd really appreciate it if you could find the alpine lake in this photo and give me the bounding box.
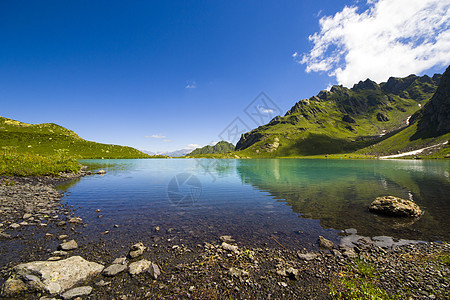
[56,158,450,250]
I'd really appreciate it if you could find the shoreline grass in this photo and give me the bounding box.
[0,152,81,176]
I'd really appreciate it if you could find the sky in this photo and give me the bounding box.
[1,0,449,153]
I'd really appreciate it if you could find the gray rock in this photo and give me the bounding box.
[129,242,146,258]
[297,252,318,261]
[58,235,69,240]
[59,240,78,251]
[9,223,20,229]
[23,213,32,219]
[221,242,239,254]
[341,247,357,258]
[103,264,127,276]
[95,279,110,286]
[318,236,334,249]
[0,232,12,239]
[61,286,92,300]
[220,235,235,243]
[112,257,127,265]
[67,217,82,224]
[147,263,161,279]
[2,256,103,295]
[228,267,249,277]
[129,259,151,275]
[52,250,68,256]
[369,196,423,217]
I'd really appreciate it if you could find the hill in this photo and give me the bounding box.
[187,141,235,157]
[231,71,444,158]
[0,116,151,159]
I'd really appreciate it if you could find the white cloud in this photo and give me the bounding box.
[258,106,274,114]
[145,134,166,139]
[186,143,201,150]
[298,0,450,87]
[185,81,197,89]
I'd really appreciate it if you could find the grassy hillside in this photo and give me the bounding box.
[186,141,235,157]
[232,73,442,158]
[0,116,151,159]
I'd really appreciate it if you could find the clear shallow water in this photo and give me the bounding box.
[58,159,450,249]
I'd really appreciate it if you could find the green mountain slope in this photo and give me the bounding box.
[233,72,442,157]
[187,141,235,156]
[0,116,151,159]
[358,65,450,158]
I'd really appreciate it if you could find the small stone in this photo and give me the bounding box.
[58,235,69,240]
[57,221,67,226]
[297,252,318,261]
[95,209,101,213]
[228,267,249,277]
[61,286,92,300]
[0,232,12,239]
[67,217,83,224]
[95,280,110,286]
[114,224,119,228]
[59,240,78,251]
[129,259,151,275]
[147,263,161,279]
[19,221,29,226]
[318,236,334,249]
[52,250,68,256]
[10,223,20,229]
[154,226,160,232]
[97,169,106,175]
[221,242,239,254]
[23,213,32,219]
[220,235,235,243]
[129,242,146,258]
[47,257,61,261]
[112,257,127,265]
[103,264,127,276]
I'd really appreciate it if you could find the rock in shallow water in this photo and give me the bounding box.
[318,236,334,249]
[59,239,78,251]
[61,286,92,299]
[369,196,423,217]
[2,256,103,295]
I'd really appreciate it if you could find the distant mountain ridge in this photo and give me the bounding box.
[233,70,446,157]
[0,116,151,159]
[187,141,234,156]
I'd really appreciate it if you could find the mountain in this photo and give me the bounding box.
[187,141,235,156]
[358,66,450,157]
[233,72,443,157]
[0,116,151,159]
[158,149,193,157]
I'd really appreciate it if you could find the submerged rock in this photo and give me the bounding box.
[59,239,78,251]
[2,256,103,295]
[318,236,334,249]
[147,263,161,279]
[369,196,423,217]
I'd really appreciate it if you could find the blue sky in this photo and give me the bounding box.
[1,1,449,153]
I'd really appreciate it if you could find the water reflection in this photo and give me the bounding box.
[236,159,450,241]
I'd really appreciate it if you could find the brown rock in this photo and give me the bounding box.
[369,196,422,217]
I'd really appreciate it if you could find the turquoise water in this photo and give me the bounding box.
[58,159,450,249]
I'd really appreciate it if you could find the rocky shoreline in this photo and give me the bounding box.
[0,175,449,299]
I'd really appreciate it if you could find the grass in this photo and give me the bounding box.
[329,259,399,300]
[0,152,81,176]
[0,116,152,159]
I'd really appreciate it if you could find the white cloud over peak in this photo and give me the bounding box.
[298,0,450,87]
[145,134,166,139]
[186,143,201,150]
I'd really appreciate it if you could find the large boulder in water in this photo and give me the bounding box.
[369,196,423,217]
[2,256,104,296]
